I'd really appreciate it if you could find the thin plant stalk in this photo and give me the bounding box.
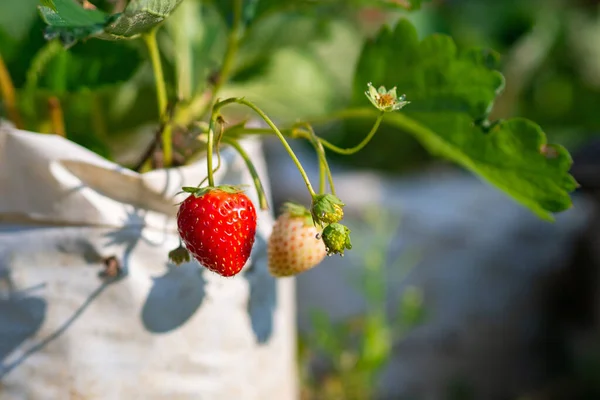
[223,108,387,157]
[224,97,317,197]
[295,123,336,196]
[221,136,269,210]
[143,28,172,167]
[317,111,385,155]
[0,52,23,128]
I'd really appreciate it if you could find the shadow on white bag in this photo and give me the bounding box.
[0,125,297,400]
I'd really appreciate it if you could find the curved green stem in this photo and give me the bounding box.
[296,123,336,196]
[224,108,386,158]
[192,122,222,188]
[318,111,385,155]
[226,126,294,138]
[318,155,326,194]
[206,115,216,187]
[221,136,269,210]
[203,98,240,187]
[143,29,172,167]
[308,129,327,194]
[227,97,317,197]
[215,117,225,179]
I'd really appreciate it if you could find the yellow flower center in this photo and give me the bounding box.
[377,93,395,107]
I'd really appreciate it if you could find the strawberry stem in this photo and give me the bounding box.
[317,110,385,155]
[221,136,269,210]
[222,110,386,158]
[143,28,172,168]
[205,98,240,187]
[318,154,326,194]
[206,114,217,187]
[215,116,225,177]
[193,122,223,188]
[220,97,317,198]
[294,123,336,196]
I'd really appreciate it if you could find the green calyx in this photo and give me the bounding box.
[168,245,190,265]
[311,194,345,226]
[282,201,314,226]
[322,223,352,256]
[181,184,248,197]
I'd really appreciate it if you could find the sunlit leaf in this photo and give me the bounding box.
[38,0,184,47]
[352,19,577,220]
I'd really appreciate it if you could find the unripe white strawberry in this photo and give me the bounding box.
[268,203,327,277]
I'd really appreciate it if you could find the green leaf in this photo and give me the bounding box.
[352,19,577,220]
[39,0,108,27]
[38,0,184,46]
[39,0,110,46]
[103,0,185,38]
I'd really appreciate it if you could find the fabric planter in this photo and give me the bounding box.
[0,124,297,399]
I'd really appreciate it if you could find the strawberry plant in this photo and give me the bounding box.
[0,0,578,278]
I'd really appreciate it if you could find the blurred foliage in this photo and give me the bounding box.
[298,209,425,400]
[3,0,595,169]
[325,0,600,172]
[437,0,600,146]
[0,0,582,216]
[348,19,576,220]
[0,0,382,161]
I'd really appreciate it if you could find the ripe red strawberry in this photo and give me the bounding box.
[268,203,327,277]
[177,185,257,277]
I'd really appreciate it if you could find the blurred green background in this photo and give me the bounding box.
[2,0,599,171]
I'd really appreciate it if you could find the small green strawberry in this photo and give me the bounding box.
[311,194,345,226]
[322,223,352,255]
[268,202,327,277]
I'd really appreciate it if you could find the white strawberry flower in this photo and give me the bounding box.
[365,82,409,112]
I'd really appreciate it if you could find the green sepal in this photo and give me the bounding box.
[281,202,314,227]
[180,184,248,197]
[168,245,190,265]
[311,194,345,226]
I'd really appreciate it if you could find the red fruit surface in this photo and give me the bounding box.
[177,189,257,277]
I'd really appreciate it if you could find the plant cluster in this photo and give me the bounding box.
[172,81,407,277]
[0,0,579,278]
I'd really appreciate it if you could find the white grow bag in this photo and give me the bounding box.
[0,125,297,399]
